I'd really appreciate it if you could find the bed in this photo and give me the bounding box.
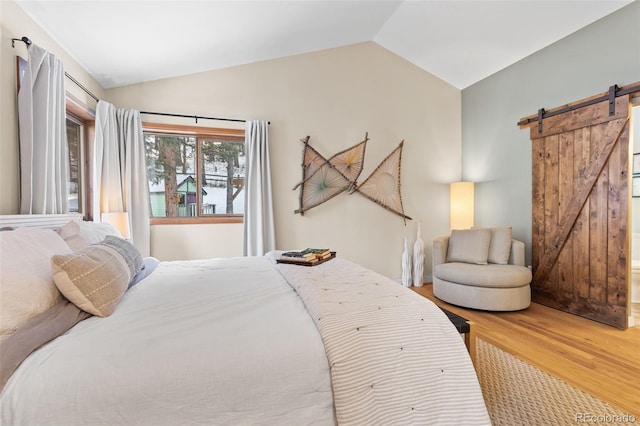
[0,214,490,425]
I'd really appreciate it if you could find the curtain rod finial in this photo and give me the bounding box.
[11,36,32,48]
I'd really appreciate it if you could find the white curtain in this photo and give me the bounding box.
[243,120,275,256]
[18,44,68,214]
[93,100,150,256]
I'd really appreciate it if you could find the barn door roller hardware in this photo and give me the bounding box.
[537,108,545,133]
[608,84,618,116]
[518,82,640,132]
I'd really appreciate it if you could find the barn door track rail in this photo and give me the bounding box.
[518,82,640,133]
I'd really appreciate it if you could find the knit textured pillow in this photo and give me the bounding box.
[101,236,144,279]
[51,237,143,317]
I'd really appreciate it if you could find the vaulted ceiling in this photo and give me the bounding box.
[16,0,634,90]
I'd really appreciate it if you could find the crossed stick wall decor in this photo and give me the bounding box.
[293,133,412,223]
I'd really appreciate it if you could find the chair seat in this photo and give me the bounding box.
[435,262,532,289]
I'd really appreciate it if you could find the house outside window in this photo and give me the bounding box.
[144,123,245,224]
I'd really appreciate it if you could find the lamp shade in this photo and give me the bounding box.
[101,212,131,240]
[450,181,474,230]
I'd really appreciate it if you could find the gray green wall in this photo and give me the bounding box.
[462,1,640,264]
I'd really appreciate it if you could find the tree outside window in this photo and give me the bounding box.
[144,125,245,221]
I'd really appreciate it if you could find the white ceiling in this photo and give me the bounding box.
[16,0,634,90]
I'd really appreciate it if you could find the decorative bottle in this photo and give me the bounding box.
[413,221,424,287]
[401,236,412,287]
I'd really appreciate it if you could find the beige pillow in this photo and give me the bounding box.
[0,228,71,337]
[446,228,491,265]
[488,226,512,264]
[51,237,143,317]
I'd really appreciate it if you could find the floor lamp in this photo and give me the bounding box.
[450,181,474,230]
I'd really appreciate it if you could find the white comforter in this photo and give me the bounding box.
[1,257,335,425]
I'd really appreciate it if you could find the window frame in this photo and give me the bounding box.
[65,94,95,220]
[65,115,83,214]
[143,122,245,225]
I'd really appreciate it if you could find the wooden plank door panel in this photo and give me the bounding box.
[529,96,630,329]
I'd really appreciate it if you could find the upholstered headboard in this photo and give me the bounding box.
[0,213,83,229]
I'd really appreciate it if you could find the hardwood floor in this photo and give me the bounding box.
[412,284,640,417]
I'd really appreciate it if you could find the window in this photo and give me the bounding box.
[66,117,82,212]
[65,96,95,218]
[143,123,245,223]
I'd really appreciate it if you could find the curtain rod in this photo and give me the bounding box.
[64,72,99,102]
[140,111,244,124]
[140,111,269,125]
[13,36,268,125]
[12,35,100,103]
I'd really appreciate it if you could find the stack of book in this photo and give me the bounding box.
[278,248,335,265]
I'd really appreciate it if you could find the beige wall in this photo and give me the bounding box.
[0,0,106,214]
[150,223,244,261]
[0,0,461,279]
[108,42,462,279]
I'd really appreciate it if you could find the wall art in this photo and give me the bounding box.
[293,133,412,222]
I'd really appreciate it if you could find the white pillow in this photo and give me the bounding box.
[446,228,492,265]
[57,220,121,250]
[0,228,72,337]
[488,226,512,264]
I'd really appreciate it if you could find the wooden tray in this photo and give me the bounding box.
[276,252,336,266]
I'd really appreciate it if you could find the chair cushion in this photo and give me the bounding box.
[435,262,532,288]
[488,226,512,264]
[446,228,491,264]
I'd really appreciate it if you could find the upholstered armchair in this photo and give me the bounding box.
[432,227,532,311]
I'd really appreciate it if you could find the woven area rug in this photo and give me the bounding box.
[476,339,636,425]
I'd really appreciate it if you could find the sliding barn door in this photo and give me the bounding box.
[526,94,631,329]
